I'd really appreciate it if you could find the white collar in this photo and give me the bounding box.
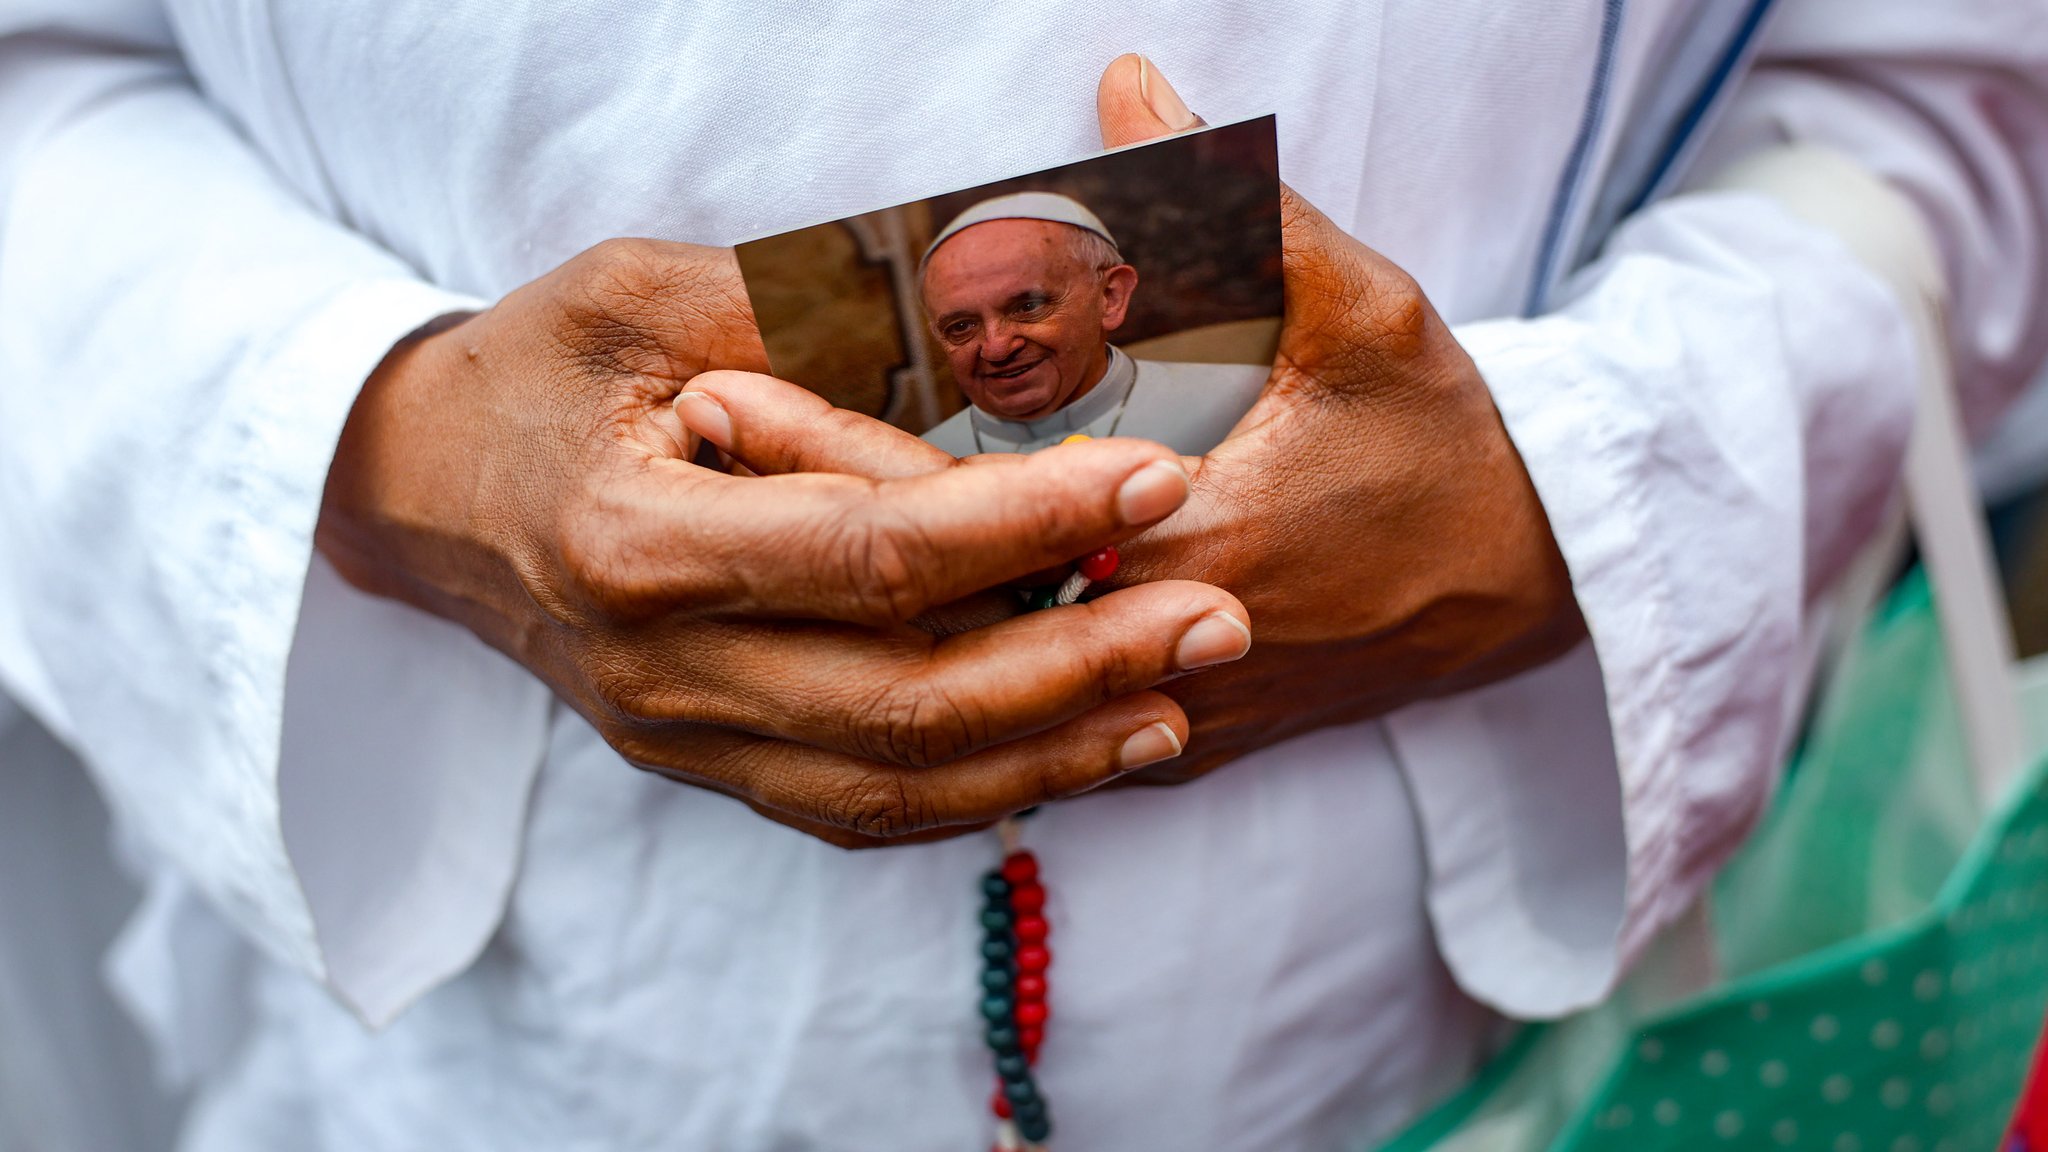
[965,345,1137,450]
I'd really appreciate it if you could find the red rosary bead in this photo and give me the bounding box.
[1000,852,1038,885]
[1078,546,1119,582]
[983,828,1051,1147]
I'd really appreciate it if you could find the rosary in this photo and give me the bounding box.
[975,433,1122,1151]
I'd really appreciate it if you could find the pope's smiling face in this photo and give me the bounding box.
[920,218,1137,422]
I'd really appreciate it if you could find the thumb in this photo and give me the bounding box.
[1094,54,1340,296]
[1096,54,1203,149]
[1091,56,1355,341]
[1092,56,1410,410]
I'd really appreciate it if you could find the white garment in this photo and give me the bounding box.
[0,1,2043,1149]
[920,344,1270,456]
[0,704,183,1151]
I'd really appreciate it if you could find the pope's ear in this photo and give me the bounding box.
[1100,263,1138,331]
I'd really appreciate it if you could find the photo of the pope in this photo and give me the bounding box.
[736,115,1282,457]
[916,191,1266,457]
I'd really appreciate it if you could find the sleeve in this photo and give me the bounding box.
[0,6,552,1028]
[1384,0,2048,1017]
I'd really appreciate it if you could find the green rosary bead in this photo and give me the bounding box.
[1026,587,1063,611]
[985,1024,1020,1052]
[980,872,1010,900]
[980,937,1013,964]
[979,907,1012,932]
[1002,1079,1039,1106]
[979,994,1014,1022]
[980,967,1013,993]
[994,1052,1030,1080]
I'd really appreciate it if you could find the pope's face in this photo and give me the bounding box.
[920,219,1135,422]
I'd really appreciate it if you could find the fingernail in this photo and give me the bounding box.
[1116,459,1190,524]
[1175,611,1252,670]
[1138,56,1197,131]
[674,390,733,448]
[1119,721,1184,770]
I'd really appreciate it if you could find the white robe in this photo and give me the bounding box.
[0,1,2044,1149]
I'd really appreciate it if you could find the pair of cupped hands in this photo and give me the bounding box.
[318,56,1582,848]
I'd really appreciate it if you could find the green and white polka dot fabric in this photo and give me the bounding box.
[1380,573,2048,1152]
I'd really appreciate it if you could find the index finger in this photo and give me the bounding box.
[679,370,957,480]
[628,436,1193,625]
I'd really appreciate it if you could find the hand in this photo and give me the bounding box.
[317,238,1252,846]
[677,55,1584,785]
[1090,56,1586,779]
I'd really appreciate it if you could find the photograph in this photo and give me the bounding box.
[7,8,2048,1151]
[737,114,1283,457]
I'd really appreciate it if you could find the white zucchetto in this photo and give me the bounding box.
[922,191,1117,265]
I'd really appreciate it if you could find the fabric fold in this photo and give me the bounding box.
[1391,193,1917,1018]
[0,66,546,1025]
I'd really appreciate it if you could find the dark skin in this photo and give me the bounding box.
[319,218,1253,851]
[677,54,1586,790]
[320,53,1579,851]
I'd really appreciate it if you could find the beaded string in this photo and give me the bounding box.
[977,434,1122,1150]
[978,824,1052,1150]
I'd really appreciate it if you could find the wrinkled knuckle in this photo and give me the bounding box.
[1364,269,1431,360]
[831,512,932,626]
[825,775,932,839]
[1015,494,1075,554]
[554,504,675,623]
[1100,632,1148,698]
[571,239,667,315]
[589,664,659,724]
[588,238,718,315]
[863,681,982,768]
[557,239,678,376]
[582,236,658,276]
[555,508,633,613]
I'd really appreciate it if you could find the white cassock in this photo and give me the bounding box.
[920,346,1268,457]
[0,2,2045,1150]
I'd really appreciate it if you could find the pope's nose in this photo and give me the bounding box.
[977,323,1027,365]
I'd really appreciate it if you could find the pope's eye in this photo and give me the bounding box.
[942,320,975,341]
